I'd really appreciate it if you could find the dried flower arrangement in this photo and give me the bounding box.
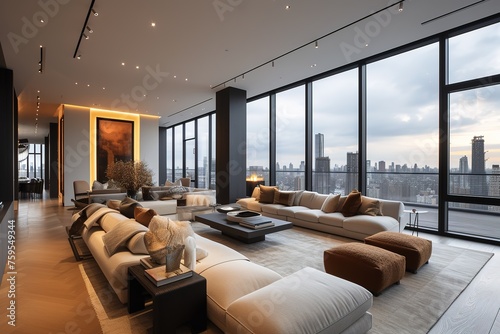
[106,160,154,193]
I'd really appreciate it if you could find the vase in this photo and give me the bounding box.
[127,189,137,199]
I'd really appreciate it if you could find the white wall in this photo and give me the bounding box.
[62,105,91,207]
[62,106,159,206]
[140,115,160,185]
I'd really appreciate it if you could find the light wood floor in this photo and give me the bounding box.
[1,195,499,333]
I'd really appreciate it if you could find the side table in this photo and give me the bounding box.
[128,265,207,333]
[404,210,428,236]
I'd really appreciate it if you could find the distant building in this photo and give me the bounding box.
[314,133,329,193]
[459,155,469,190]
[378,161,386,172]
[490,165,500,212]
[471,136,487,197]
[346,152,358,193]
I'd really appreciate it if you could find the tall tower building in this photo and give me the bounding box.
[378,161,386,172]
[314,133,329,193]
[315,133,324,159]
[471,135,487,197]
[489,165,500,212]
[459,155,469,190]
[346,152,358,194]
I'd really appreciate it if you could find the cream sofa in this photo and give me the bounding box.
[142,186,216,206]
[237,189,405,240]
[73,204,374,333]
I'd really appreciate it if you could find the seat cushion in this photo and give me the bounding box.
[324,243,405,295]
[343,215,399,235]
[295,209,324,223]
[225,267,373,334]
[318,212,345,228]
[200,260,282,332]
[364,231,432,273]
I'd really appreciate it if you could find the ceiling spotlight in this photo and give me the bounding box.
[398,2,403,12]
[92,8,98,16]
[315,40,319,48]
[151,22,156,27]
[83,33,89,39]
[86,26,93,33]
[77,54,81,59]
[285,5,291,10]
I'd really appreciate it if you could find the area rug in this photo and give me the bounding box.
[80,224,493,334]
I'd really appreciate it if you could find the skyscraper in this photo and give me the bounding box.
[315,133,324,159]
[459,155,469,191]
[490,165,500,212]
[314,133,329,193]
[471,135,487,197]
[346,152,358,194]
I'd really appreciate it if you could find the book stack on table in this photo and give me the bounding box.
[143,263,193,287]
[238,217,275,229]
[226,210,275,229]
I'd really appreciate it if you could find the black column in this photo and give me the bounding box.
[49,122,59,198]
[0,68,15,203]
[216,87,247,204]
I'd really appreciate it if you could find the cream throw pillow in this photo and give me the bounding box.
[321,193,341,213]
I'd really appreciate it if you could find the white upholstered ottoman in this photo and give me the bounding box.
[225,267,373,334]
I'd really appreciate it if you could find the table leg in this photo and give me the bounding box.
[128,275,146,314]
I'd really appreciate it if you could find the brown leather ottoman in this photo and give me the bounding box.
[364,231,432,273]
[324,243,405,296]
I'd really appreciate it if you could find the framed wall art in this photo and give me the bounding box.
[96,118,134,182]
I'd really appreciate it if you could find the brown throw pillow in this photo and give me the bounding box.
[273,190,295,206]
[357,197,381,216]
[340,190,362,217]
[120,197,143,218]
[134,207,158,227]
[259,185,277,203]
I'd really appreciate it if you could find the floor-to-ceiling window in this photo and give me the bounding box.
[275,85,306,190]
[18,143,45,180]
[197,116,210,189]
[366,43,439,229]
[447,21,500,240]
[166,16,500,244]
[312,69,358,195]
[247,96,270,185]
[173,124,183,180]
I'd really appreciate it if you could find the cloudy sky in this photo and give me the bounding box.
[247,22,500,171]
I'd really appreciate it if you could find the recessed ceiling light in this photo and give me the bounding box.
[136,66,140,69]
[102,87,105,90]
[185,78,188,81]
[151,22,156,27]
[87,84,90,87]
[75,82,78,85]
[285,5,291,10]
[121,62,125,66]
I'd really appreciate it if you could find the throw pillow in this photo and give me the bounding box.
[92,180,107,190]
[251,186,261,200]
[106,199,121,210]
[107,179,119,189]
[119,197,143,218]
[134,207,158,227]
[273,190,295,206]
[165,180,174,186]
[340,190,362,217]
[321,193,341,213]
[259,185,277,203]
[357,197,381,216]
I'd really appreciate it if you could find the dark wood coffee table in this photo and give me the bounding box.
[194,212,292,243]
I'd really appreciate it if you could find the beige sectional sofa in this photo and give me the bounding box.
[73,203,374,333]
[237,187,405,240]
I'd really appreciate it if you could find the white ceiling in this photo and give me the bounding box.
[1,0,499,143]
